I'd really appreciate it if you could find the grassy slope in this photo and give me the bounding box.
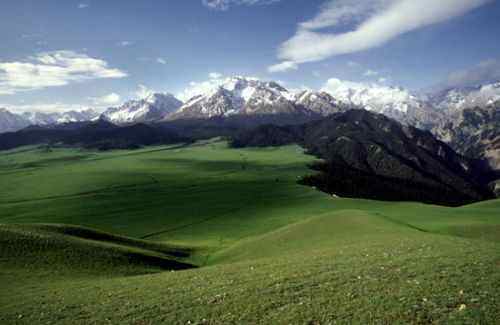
[0,141,499,324]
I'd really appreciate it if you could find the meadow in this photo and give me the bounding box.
[0,140,499,324]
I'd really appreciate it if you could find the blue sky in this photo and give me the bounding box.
[1,0,500,112]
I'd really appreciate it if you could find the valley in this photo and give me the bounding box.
[1,140,499,324]
[2,1,500,323]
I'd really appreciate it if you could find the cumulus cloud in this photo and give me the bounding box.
[135,84,154,99]
[272,0,491,69]
[78,3,89,9]
[156,58,167,65]
[202,0,280,11]
[177,74,227,102]
[90,93,121,106]
[364,69,379,77]
[442,59,500,89]
[0,50,127,95]
[347,61,361,68]
[209,72,222,79]
[268,61,298,73]
[117,41,133,47]
[1,102,93,114]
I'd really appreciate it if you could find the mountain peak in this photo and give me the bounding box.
[170,76,348,120]
[101,92,183,125]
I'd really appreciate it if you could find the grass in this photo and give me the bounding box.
[0,140,499,324]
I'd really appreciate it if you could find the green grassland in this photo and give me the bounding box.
[1,140,499,324]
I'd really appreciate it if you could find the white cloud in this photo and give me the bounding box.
[378,77,388,83]
[277,0,492,65]
[78,3,89,9]
[1,102,93,114]
[364,69,379,77]
[268,61,298,73]
[209,72,222,79]
[156,58,167,65]
[135,84,154,99]
[442,59,500,89]
[177,77,226,102]
[321,77,417,113]
[0,50,127,95]
[202,0,280,11]
[90,93,121,106]
[347,61,361,68]
[118,41,133,47]
[178,75,262,101]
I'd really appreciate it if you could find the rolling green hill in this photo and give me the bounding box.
[1,140,499,324]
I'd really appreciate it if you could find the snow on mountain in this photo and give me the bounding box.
[430,81,500,114]
[320,78,443,129]
[22,109,99,126]
[321,78,423,116]
[172,76,343,119]
[101,93,183,124]
[294,90,348,116]
[0,108,30,133]
[0,108,99,134]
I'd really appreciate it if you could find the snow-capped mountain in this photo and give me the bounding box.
[428,82,500,171]
[0,108,99,134]
[101,93,183,124]
[430,81,500,115]
[320,78,436,126]
[0,108,30,133]
[171,76,344,119]
[22,109,99,125]
[433,100,500,170]
[294,90,349,116]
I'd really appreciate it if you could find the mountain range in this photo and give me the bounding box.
[1,76,499,172]
[2,76,500,130]
[170,77,347,120]
[3,77,499,128]
[0,108,98,134]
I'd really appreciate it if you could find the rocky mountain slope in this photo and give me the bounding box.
[434,101,500,171]
[429,83,500,173]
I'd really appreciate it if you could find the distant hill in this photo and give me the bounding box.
[0,119,186,151]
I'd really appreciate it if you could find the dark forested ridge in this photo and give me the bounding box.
[0,113,320,151]
[231,110,496,206]
[0,119,186,151]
